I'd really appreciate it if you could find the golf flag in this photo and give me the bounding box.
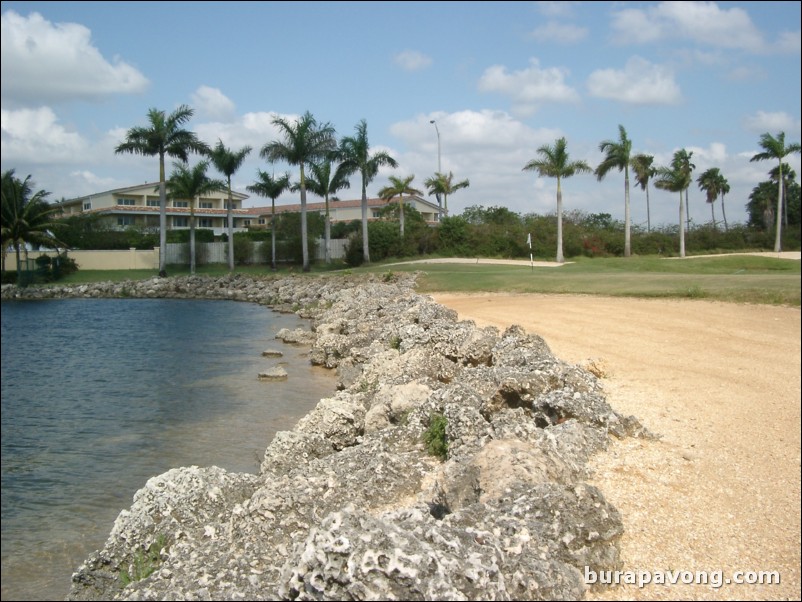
[527,232,533,271]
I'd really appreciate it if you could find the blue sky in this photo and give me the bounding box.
[2,1,800,229]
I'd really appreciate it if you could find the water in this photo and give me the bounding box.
[0,298,336,601]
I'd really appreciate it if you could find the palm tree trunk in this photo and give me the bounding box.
[710,200,716,230]
[300,166,310,272]
[774,162,783,252]
[399,194,405,238]
[679,191,686,258]
[324,195,331,264]
[361,178,370,264]
[646,183,652,233]
[227,178,234,271]
[721,193,728,232]
[190,196,196,275]
[271,199,277,271]
[556,178,564,264]
[624,170,631,257]
[158,157,167,277]
[685,188,691,232]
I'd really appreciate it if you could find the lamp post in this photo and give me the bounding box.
[430,119,442,218]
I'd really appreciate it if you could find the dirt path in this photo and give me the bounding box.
[430,293,801,600]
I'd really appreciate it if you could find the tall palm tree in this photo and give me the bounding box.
[423,171,470,218]
[654,151,692,258]
[247,170,291,271]
[751,132,801,251]
[719,175,731,232]
[673,149,695,231]
[378,175,423,238]
[305,157,351,263]
[595,125,633,256]
[209,140,252,271]
[165,161,225,274]
[522,137,592,263]
[697,167,723,229]
[337,119,398,264]
[631,153,656,232]
[115,105,208,276]
[262,111,336,271]
[768,163,797,229]
[1,170,64,277]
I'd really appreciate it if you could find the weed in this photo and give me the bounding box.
[119,534,168,586]
[382,271,395,282]
[389,335,402,350]
[423,413,448,460]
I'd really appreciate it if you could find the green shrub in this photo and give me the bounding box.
[423,413,448,460]
[119,534,168,586]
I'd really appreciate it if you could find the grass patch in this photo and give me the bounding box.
[120,534,168,586]
[423,413,448,460]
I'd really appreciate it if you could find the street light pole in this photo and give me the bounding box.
[430,119,442,219]
[429,119,441,174]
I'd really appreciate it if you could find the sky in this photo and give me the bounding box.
[1,1,800,229]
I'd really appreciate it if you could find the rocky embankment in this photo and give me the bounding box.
[3,274,648,600]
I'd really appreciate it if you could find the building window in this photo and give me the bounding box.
[224,201,237,209]
[243,220,251,226]
[83,202,91,211]
[117,198,136,206]
[173,217,188,227]
[147,199,160,207]
[117,216,134,226]
[199,218,214,228]
[258,218,266,225]
[199,202,213,209]
[372,210,381,218]
[173,201,189,208]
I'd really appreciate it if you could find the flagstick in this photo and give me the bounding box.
[527,232,533,272]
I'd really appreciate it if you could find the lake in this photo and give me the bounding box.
[0,298,336,600]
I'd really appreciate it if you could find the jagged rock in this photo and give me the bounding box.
[258,366,288,380]
[1,273,646,601]
[261,349,283,358]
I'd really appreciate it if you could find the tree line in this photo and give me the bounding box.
[2,108,799,276]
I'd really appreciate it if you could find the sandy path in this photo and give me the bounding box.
[430,293,801,600]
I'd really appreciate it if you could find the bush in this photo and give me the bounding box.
[423,413,448,460]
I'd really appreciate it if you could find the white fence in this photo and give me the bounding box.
[163,238,347,265]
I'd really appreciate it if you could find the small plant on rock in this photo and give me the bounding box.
[119,534,168,586]
[423,413,448,460]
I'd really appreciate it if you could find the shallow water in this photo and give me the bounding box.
[0,298,336,601]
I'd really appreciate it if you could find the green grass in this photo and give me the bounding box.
[19,254,800,307]
[360,255,801,307]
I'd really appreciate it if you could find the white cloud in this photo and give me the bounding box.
[191,86,236,122]
[774,30,801,54]
[478,58,580,117]
[1,106,88,163]
[611,1,765,52]
[530,21,588,44]
[536,1,578,18]
[587,57,682,105]
[742,111,802,135]
[393,50,432,72]
[0,10,149,105]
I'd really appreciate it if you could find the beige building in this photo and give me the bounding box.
[58,183,443,234]
[57,182,252,236]
[243,196,442,226]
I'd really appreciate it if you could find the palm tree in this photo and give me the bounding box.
[378,175,423,238]
[262,111,336,271]
[305,157,351,263]
[595,125,633,256]
[673,149,695,231]
[337,119,398,264]
[165,161,225,274]
[751,132,801,251]
[522,137,592,263]
[719,175,731,232]
[654,151,692,258]
[768,163,797,229]
[208,140,252,271]
[697,167,724,229]
[115,105,208,276]
[631,153,656,232]
[247,170,291,271]
[423,171,470,218]
[1,170,65,277]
